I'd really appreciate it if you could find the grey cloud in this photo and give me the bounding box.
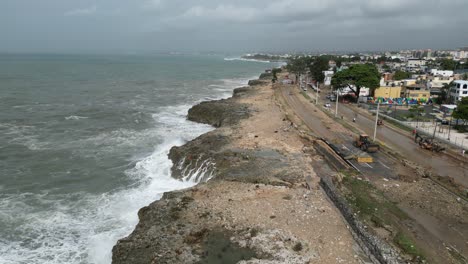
[1,0,467,53]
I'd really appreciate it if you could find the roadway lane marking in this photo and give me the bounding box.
[378,161,390,169]
[364,163,373,168]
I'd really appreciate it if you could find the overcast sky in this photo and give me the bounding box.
[1,0,468,54]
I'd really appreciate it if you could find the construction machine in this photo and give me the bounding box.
[354,134,380,153]
[415,134,445,152]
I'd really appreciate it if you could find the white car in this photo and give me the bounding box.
[324,103,331,108]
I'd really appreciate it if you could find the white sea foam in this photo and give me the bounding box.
[224,57,271,63]
[65,115,89,120]
[0,104,214,264]
[0,66,266,264]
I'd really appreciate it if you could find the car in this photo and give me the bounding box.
[324,103,331,108]
[329,97,336,102]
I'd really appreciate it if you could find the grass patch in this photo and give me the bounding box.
[342,176,408,221]
[300,91,311,100]
[342,176,427,260]
[384,118,413,132]
[393,232,424,260]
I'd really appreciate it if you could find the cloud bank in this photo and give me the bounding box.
[1,0,467,53]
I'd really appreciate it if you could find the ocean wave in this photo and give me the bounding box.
[65,115,89,120]
[0,104,214,264]
[224,57,271,63]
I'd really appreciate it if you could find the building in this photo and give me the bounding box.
[450,80,468,102]
[374,86,403,98]
[322,70,334,86]
[430,69,454,77]
[427,75,454,89]
[403,84,430,99]
[406,59,426,72]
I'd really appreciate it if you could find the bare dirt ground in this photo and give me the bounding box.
[207,82,365,263]
[113,80,372,264]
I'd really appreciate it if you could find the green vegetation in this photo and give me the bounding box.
[286,56,309,80]
[341,176,426,260]
[434,82,452,104]
[453,97,468,125]
[271,68,281,83]
[241,54,285,62]
[300,91,311,100]
[331,64,380,101]
[393,232,424,259]
[438,58,458,71]
[308,56,328,83]
[393,70,411,80]
[342,176,407,220]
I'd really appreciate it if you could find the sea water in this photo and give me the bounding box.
[0,53,277,264]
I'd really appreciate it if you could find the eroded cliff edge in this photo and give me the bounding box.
[112,80,363,264]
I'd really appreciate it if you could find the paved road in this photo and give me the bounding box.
[280,86,396,178]
[282,85,468,187]
[332,99,468,187]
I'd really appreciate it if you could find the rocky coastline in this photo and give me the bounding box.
[112,74,363,264]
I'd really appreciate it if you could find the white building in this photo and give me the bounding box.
[322,70,334,86]
[336,85,369,96]
[430,69,454,77]
[407,59,426,68]
[450,80,468,102]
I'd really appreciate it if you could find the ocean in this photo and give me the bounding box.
[0,54,277,264]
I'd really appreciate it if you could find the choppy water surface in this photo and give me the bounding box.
[0,54,276,264]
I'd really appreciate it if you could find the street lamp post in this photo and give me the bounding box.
[448,111,453,140]
[373,102,380,142]
[316,81,319,105]
[335,90,339,118]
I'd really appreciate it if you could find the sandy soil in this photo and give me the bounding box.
[203,82,364,263]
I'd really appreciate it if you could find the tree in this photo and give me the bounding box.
[308,56,329,83]
[286,56,311,82]
[462,73,468,80]
[331,64,380,101]
[393,70,411,80]
[271,68,281,83]
[439,59,457,71]
[434,82,451,105]
[409,105,424,127]
[453,97,468,125]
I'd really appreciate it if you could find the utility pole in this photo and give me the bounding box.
[316,81,319,105]
[373,102,380,142]
[432,121,437,140]
[335,90,339,117]
[447,112,453,140]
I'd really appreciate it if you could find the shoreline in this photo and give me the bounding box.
[111,73,367,264]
